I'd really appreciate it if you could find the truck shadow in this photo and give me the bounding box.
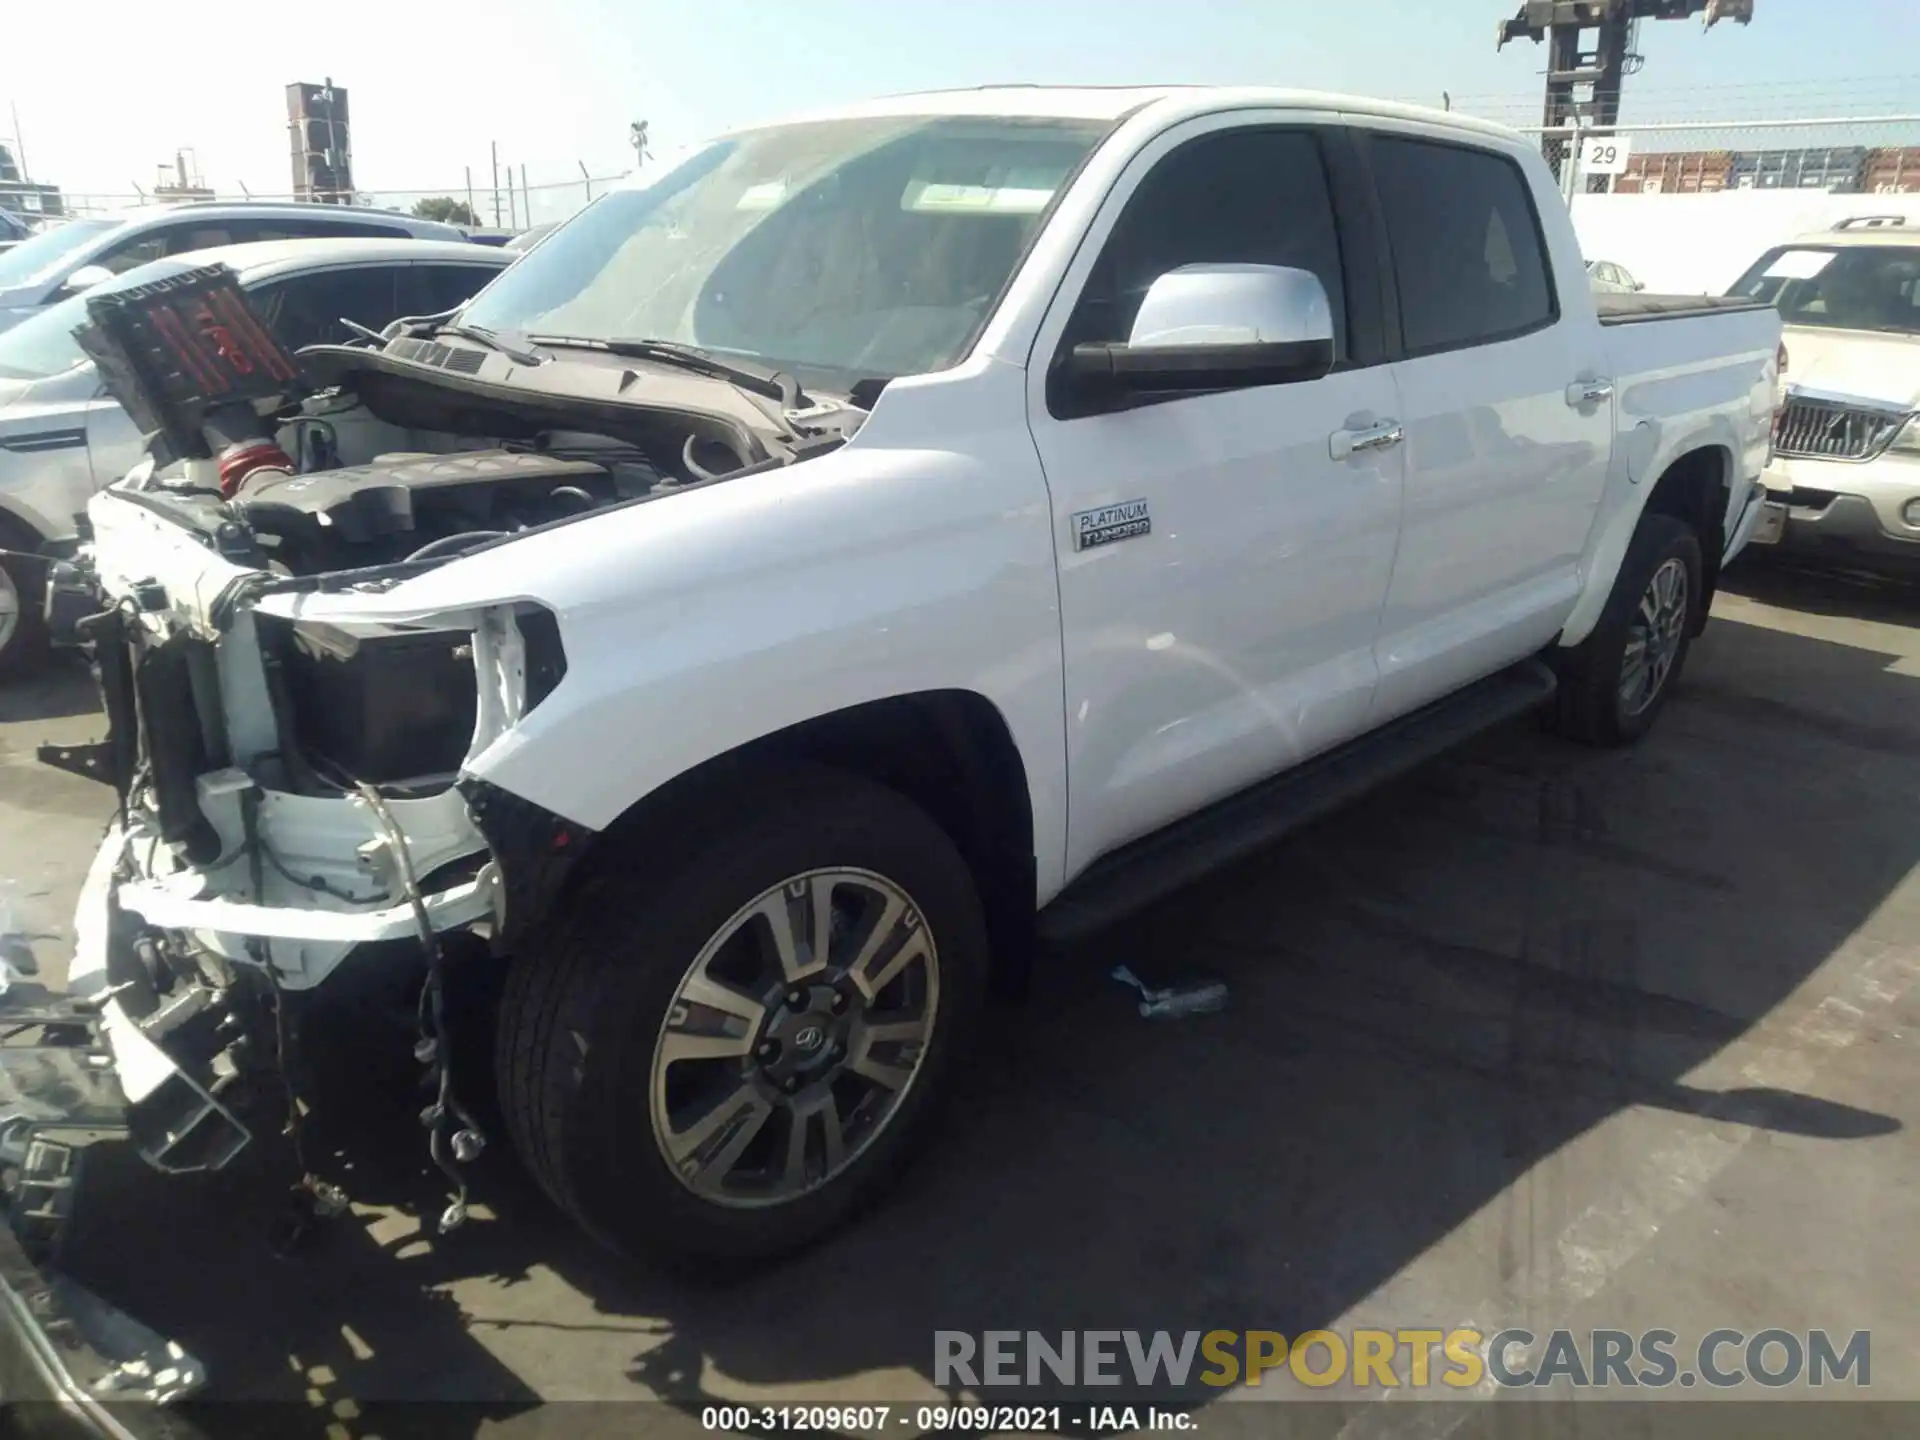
[1721,548,1918,624]
[0,652,98,724]
[56,575,1920,1438]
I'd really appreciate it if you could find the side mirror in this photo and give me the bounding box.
[60,264,116,296]
[1063,264,1334,405]
[1633,280,1647,292]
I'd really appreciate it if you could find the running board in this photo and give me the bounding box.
[1037,658,1559,944]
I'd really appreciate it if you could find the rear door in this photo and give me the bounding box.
[1025,116,1407,876]
[1357,127,1612,722]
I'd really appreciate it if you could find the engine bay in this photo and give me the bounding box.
[52,260,872,808]
[230,446,649,573]
[73,260,864,581]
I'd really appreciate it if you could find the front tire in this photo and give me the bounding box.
[497,768,988,1268]
[0,516,49,681]
[1550,511,1703,747]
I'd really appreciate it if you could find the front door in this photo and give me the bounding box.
[1025,118,1406,878]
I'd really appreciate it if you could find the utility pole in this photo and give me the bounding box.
[466,166,476,226]
[520,164,530,227]
[629,120,651,174]
[579,159,593,203]
[490,141,501,228]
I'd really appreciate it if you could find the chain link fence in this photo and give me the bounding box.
[18,110,1920,240]
[41,172,627,230]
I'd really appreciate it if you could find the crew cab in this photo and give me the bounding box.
[1726,217,1920,575]
[0,85,1780,1418]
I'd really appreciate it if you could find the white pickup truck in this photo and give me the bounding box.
[1,85,1780,1401]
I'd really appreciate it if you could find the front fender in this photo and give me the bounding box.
[257,358,1073,899]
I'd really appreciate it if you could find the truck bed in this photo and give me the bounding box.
[1596,293,1771,326]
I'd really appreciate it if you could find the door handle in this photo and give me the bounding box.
[1566,378,1615,407]
[1329,421,1404,461]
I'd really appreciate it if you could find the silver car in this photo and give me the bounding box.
[0,237,512,673]
[0,201,471,336]
[1588,259,1644,294]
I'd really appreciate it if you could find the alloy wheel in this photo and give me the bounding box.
[1619,556,1689,717]
[0,562,18,658]
[649,867,939,1208]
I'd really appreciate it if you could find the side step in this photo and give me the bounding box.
[1037,658,1559,944]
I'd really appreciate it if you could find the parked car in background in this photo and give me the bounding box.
[0,237,512,672]
[1728,216,1920,576]
[504,220,557,252]
[1588,259,1643,293]
[0,202,473,336]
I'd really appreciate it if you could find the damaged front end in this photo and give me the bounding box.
[7,263,841,1417]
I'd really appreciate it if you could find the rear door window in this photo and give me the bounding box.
[402,263,504,318]
[1369,136,1557,354]
[266,217,414,241]
[249,266,401,349]
[94,227,179,273]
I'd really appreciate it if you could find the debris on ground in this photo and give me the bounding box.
[1111,964,1229,1020]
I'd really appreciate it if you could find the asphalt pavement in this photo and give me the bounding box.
[1,552,1915,1439]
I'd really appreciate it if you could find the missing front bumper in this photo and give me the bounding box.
[0,977,209,1434]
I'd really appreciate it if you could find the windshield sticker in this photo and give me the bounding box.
[1764,250,1836,280]
[735,180,789,211]
[901,182,1056,215]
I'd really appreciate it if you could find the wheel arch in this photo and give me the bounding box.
[1560,433,1736,648]
[480,688,1042,1001]
[0,496,51,545]
[1641,444,1732,634]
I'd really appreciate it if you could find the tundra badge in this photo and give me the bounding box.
[1072,499,1151,551]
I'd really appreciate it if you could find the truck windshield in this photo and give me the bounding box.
[1728,244,1920,336]
[458,114,1109,385]
[0,218,115,289]
[0,256,191,379]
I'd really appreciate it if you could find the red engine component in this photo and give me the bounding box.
[216,439,297,499]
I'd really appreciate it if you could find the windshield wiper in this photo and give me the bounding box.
[526,334,798,405]
[430,322,545,367]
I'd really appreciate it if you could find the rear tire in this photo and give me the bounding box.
[496,767,988,1269]
[0,515,49,681]
[1550,512,1703,748]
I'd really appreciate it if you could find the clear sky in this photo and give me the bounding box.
[5,0,1917,208]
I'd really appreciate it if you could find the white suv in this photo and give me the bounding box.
[1727,217,1920,575]
[0,201,470,334]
